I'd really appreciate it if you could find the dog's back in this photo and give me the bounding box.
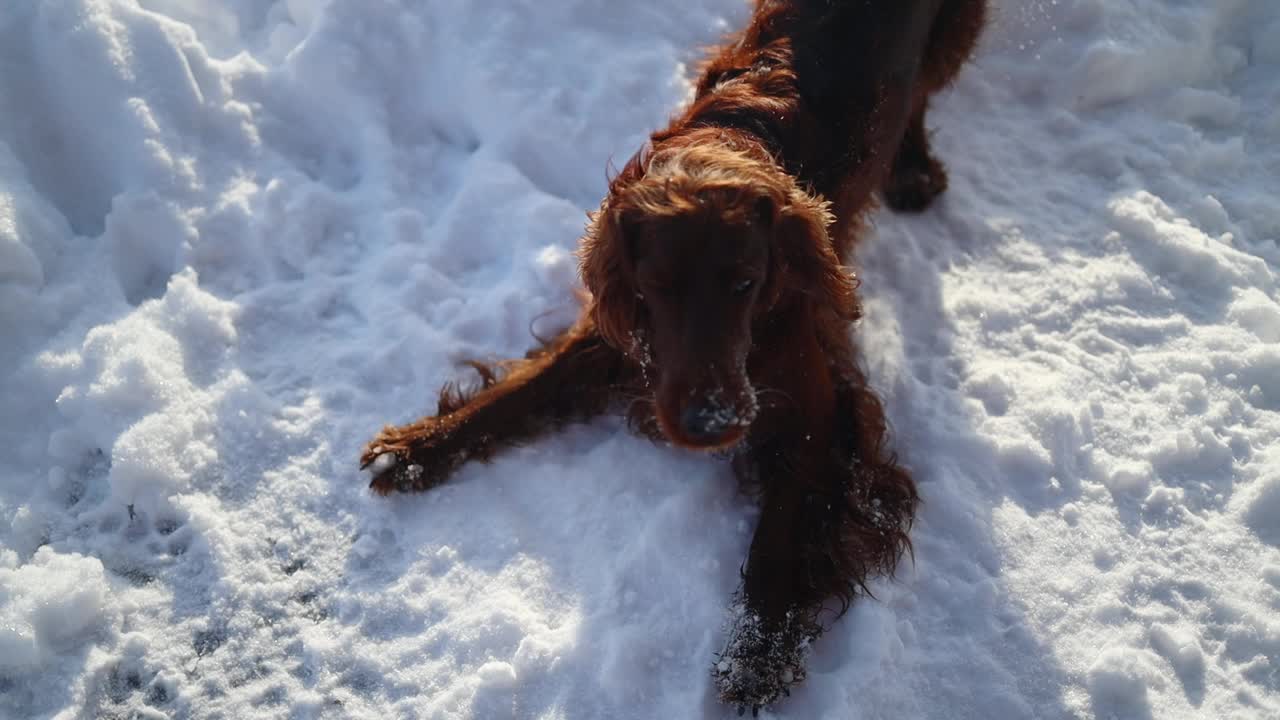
[669,0,986,247]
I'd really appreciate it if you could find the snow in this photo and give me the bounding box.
[0,549,116,671]
[0,0,1277,718]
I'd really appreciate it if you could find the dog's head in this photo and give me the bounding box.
[579,143,858,450]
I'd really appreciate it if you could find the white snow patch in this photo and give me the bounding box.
[1241,471,1280,546]
[0,549,116,671]
[1087,646,1162,719]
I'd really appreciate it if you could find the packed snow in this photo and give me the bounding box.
[1,0,1278,718]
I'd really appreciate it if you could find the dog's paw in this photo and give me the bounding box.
[715,659,798,716]
[883,156,948,213]
[713,604,817,712]
[359,450,413,495]
[360,425,458,494]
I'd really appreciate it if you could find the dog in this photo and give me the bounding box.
[362,0,986,709]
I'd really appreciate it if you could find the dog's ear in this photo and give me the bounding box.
[750,193,776,229]
[773,193,861,322]
[752,193,787,313]
[578,204,642,351]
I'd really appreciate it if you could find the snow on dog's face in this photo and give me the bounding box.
[580,143,856,450]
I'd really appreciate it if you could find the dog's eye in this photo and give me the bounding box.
[733,279,755,295]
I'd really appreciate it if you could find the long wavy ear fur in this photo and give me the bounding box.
[578,204,639,352]
[775,191,862,322]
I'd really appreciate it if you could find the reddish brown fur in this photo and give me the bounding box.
[362,0,985,709]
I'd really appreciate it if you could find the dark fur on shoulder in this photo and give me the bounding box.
[362,0,985,710]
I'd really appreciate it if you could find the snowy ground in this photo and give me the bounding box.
[1,0,1278,718]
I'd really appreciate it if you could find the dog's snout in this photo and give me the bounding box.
[679,402,735,444]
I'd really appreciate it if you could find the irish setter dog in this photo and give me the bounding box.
[362,0,985,710]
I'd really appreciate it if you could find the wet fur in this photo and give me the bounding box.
[362,0,985,708]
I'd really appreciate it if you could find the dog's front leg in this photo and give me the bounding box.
[361,319,627,494]
[714,369,918,710]
[714,464,827,711]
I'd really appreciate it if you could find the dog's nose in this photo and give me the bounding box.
[680,403,735,445]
